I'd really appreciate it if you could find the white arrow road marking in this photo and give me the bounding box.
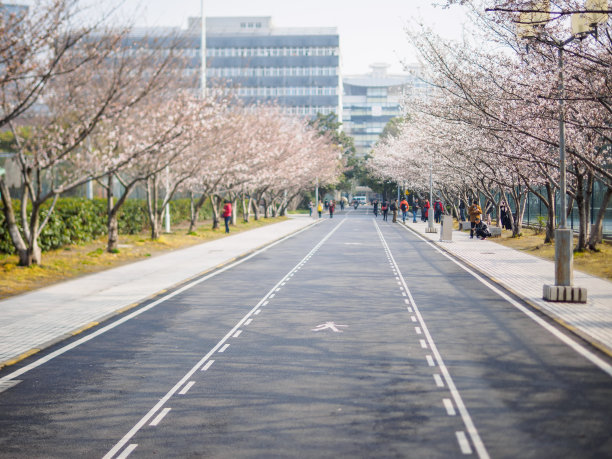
[311,322,348,333]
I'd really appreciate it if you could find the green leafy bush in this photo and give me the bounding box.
[0,196,212,254]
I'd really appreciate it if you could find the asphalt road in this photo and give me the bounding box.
[0,208,611,458]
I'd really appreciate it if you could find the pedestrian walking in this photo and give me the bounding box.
[340,199,345,211]
[459,199,467,221]
[400,197,409,223]
[484,200,493,226]
[317,200,323,218]
[381,200,389,221]
[423,200,430,222]
[329,200,335,218]
[222,200,232,234]
[373,200,379,218]
[412,199,419,223]
[434,198,444,223]
[500,202,512,230]
[308,200,313,217]
[391,199,398,223]
[468,199,483,239]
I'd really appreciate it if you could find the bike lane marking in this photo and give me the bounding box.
[375,220,490,459]
[399,224,612,378]
[103,219,347,459]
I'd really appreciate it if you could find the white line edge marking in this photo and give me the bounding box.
[244,319,253,326]
[116,444,138,459]
[415,327,422,335]
[426,355,435,367]
[443,398,457,416]
[399,224,612,379]
[233,330,243,338]
[456,431,473,455]
[102,218,347,459]
[412,316,418,322]
[420,339,428,349]
[0,222,320,385]
[434,374,444,387]
[219,344,230,353]
[374,220,489,459]
[254,309,261,315]
[201,360,214,372]
[179,381,195,395]
[150,407,171,426]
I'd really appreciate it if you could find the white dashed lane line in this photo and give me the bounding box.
[103,219,347,459]
[374,220,489,459]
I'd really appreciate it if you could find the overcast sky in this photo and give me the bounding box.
[17,0,469,75]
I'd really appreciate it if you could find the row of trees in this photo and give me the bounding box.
[368,0,611,251]
[0,1,342,266]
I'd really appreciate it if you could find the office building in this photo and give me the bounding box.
[124,17,342,119]
[342,63,426,157]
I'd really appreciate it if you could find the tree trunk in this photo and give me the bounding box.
[106,175,118,252]
[574,169,588,251]
[146,175,162,240]
[0,177,29,265]
[210,195,220,230]
[588,186,611,251]
[242,194,250,223]
[251,197,260,220]
[188,192,207,233]
[263,198,269,218]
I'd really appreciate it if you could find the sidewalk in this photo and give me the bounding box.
[402,219,612,356]
[0,216,317,369]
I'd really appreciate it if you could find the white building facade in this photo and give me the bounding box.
[342,63,425,157]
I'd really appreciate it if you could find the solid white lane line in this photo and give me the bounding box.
[415,327,422,335]
[179,381,195,395]
[103,218,347,459]
[420,339,428,349]
[116,444,138,459]
[0,220,321,385]
[201,360,215,372]
[233,330,243,338]
[434,374,444,387]
[443,398,457,416]
[245,319,253,326]
[219,344,230,353]
[150,408,171,426]
[400,224,612,379]
[456,431,473,454]
[427,355,435,367]
[375,220,489,459]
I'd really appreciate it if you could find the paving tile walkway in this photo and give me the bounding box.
[0,217,316,368]
[402,219,612,356]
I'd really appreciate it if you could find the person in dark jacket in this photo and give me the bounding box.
[434,198,444,223]
[381,200,389,221]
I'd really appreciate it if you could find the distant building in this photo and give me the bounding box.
[342,63,426,157]
[122,17,342,119]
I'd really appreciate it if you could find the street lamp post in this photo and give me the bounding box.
[517,5,606,302]
[426,158,436,233]
[200,0,206,98]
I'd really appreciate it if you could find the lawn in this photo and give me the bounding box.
[487,227,612,281]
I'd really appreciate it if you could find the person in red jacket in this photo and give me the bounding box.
[222,200,232,233]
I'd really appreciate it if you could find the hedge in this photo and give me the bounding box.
[0,197,213,254]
